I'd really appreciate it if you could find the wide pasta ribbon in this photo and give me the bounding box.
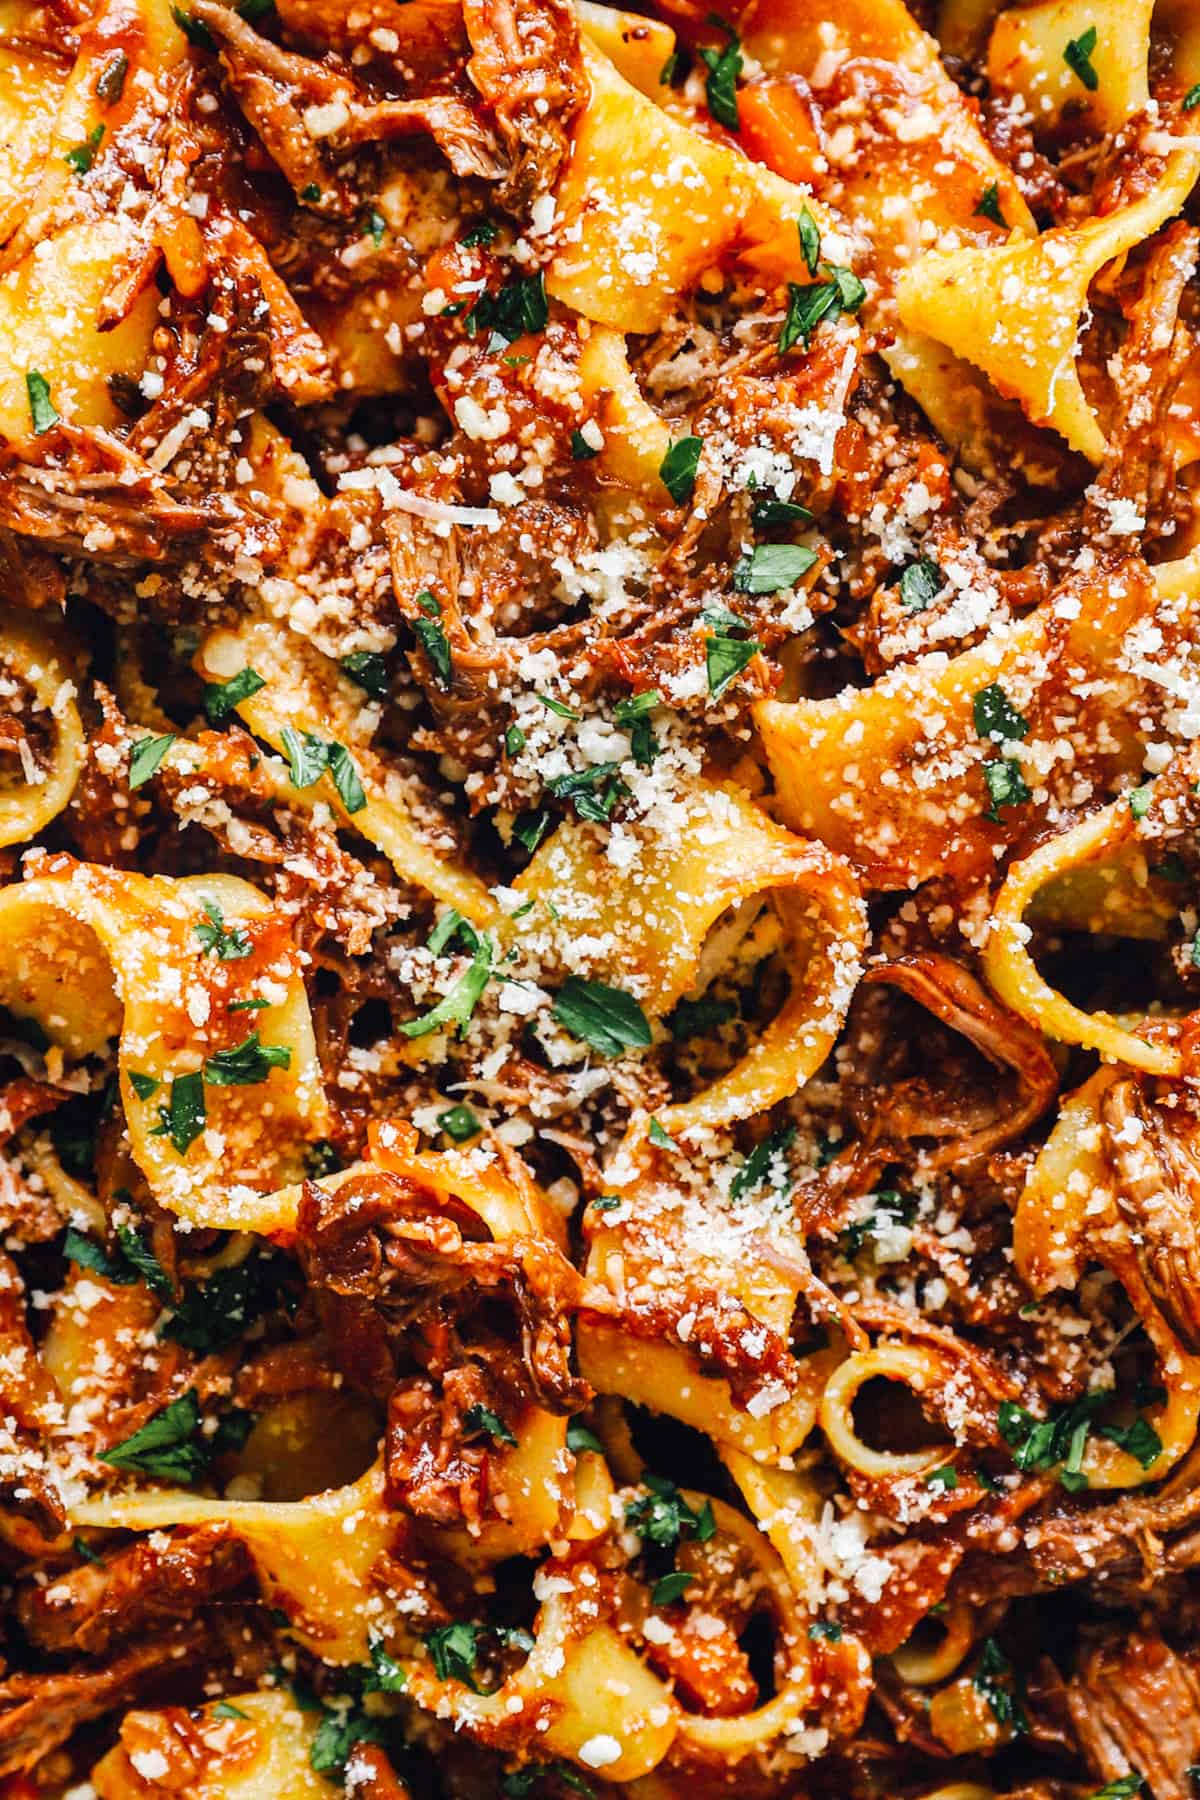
[0,609,85,848]
[0,861,328,1225]
[514,779,866,1132]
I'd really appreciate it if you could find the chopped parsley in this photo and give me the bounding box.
[552,977,651,1056]
[279,728,367,813]
[1185,83,1200,111]
[148,1072,206,1156]
[699,17,742,130]
[129,1071,160,1099]
[194,898,252,961]
[925,1465,958,1490]
[982,758,1031,822]
[648,1117,679,1151]
[203,1029,291,1086]
[733,542,816,593]
[625,1473,715,1547]
[566,1418,604,1454]
[64,1224,170,1300]
[547,761,627,823]
[659,436,703,505]
[778,262,865,353]
[706,634,760,699]
[505,724,526,757]
[1089,1779,1143,1800]
[513,809,552,854]
[438,1103,480,1142]
[204,666,265,723]
[99,1389,210,1483]
[413,591,452,687]
[973,682,1029,744]
[465,272,548,346]
[973,1637,1027,1734]
[426,1622,532,1691]
[1128,781,1154,820]
[64,123,105,176]
[996,1390,1140,1489]
[651,1570,694,1607]
[807,1620,842,1641]
[309,1707,387,1779]
[798,206,821,276]
[730,1124,795,1202]
[1098,1414,1162,1468]
[751,494,812,531]
[365,209,386,247]
[463,1403,517,1447]
[212,1702,249,1720]
[25,370,59,435]
[129,732,176,789]
[340,651,389,700]
[171,5,215,45]
[1064,24,1099,91]
[613,689,660,767]
[899,557,941,612]
[571,428,599,461]
[162,1251,293,1354]
[538,693,580,719]
[461,218,498,247]
[974,182,1008,227]
[400,934,495,1039]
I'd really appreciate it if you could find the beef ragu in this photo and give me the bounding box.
[2,0,1200,1797]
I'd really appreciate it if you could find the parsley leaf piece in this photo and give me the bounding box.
[194,898,252,961]
[625,1474,716,1547]
[203,1029,291,1086]
[427,907,478,957]
[699,17,742,129]
[974,181,1008,227]
[614,689,661,767]
[899,557,941,611]
[659,435,703,505]
[1064,24,1099,91]
[366,1641,408,1693]
[159,1073,206,1156]
[659,46,688,86]
[733,542,816,593]
[280,726,329,789]
[340,651,389,700]
[648,1117,679,1151]
[464,1403,517,1447]
[1098,1415,1162,1468]
[826,263,866,311]
[504,1768,594,1800]
[537,693,580,719]
[1089,1777,1144,1800]
[300,182,321,201]
[365,208,386,246]
[438,1103,480,1142]
[779,279,840,353]
[925,1464,958,1490]
[973,1637,1027,1733]
[1128,781,1154,819]
[547,761,628,823]
[571,427,599,460]
[973,682,1029,744]
[983,758,1031,822]
[465,272,548,345]
[96,49,129,103]
[64,1227,131,1284]
[128,1071,160,1100]
[706,634,760,699]
[64,123,105,176]
[461,217,498,247]
[730,1124,796,1202]
[513,809,552,854]
[213,1702,249,1720]
[413,594,453,688]
[171,5,215,45]
[505,724,526,757]
[162,1252,291,1353]
[427,1622,482,1685]
[552,976,651,1056]
[566,1418,604,1454]
[651,1570,694,1607]
[204,666,265,723]
[115,1224,173,1301]
[751,493,812,530]
[808,1620,842,1641]
[129,732,176,789]
[309,1709,387,1778]
[668,995,735,1039]
[25,370,59,435]
[401,934,495,1040]
[797,205,821,276]
[1185,83,1200,110]
[99,1389,210,1483]
[327,742,367,813]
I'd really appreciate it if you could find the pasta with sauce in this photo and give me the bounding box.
[3,0,1200,1796]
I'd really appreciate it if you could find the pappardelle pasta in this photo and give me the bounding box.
[2,0,1200,1797]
